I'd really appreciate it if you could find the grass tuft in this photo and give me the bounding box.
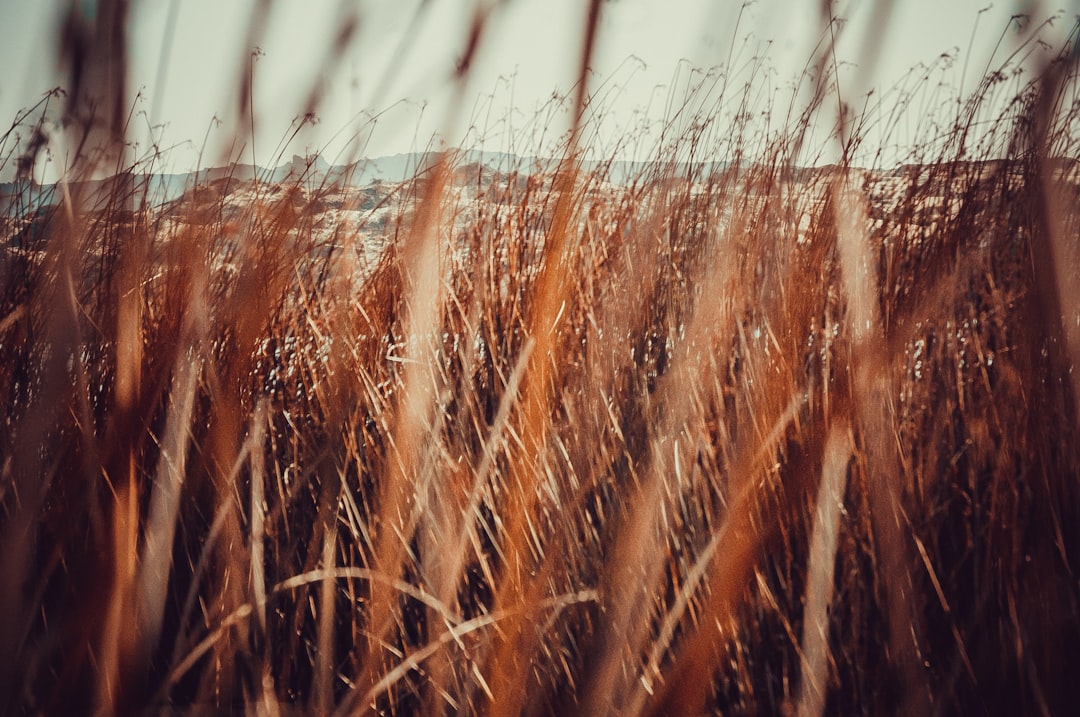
[2,4,1080,715]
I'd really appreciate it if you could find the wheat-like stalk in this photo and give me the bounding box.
[0,3,1078,715]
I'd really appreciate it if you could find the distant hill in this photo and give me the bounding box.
[1,151,533,214]
[16,152,1066,218]
[1,147,738,216]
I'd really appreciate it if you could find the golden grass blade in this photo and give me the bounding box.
[796,421,851,717]
[138,347,201,657]
[353,590,597,716]
[833,171,931,715]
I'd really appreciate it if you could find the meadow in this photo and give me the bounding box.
[1,3,1080,715]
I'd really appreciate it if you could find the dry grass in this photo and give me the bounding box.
[1,3,1080,715]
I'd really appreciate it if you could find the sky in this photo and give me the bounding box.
[1,0,1078,180]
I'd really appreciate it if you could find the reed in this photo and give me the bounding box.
[1,3,1078,714]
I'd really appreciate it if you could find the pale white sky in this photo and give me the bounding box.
[1,0,1077,180]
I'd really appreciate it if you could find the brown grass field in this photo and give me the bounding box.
[1,2,1080,714]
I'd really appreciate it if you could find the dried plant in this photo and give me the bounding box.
[1,2,1078,715]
